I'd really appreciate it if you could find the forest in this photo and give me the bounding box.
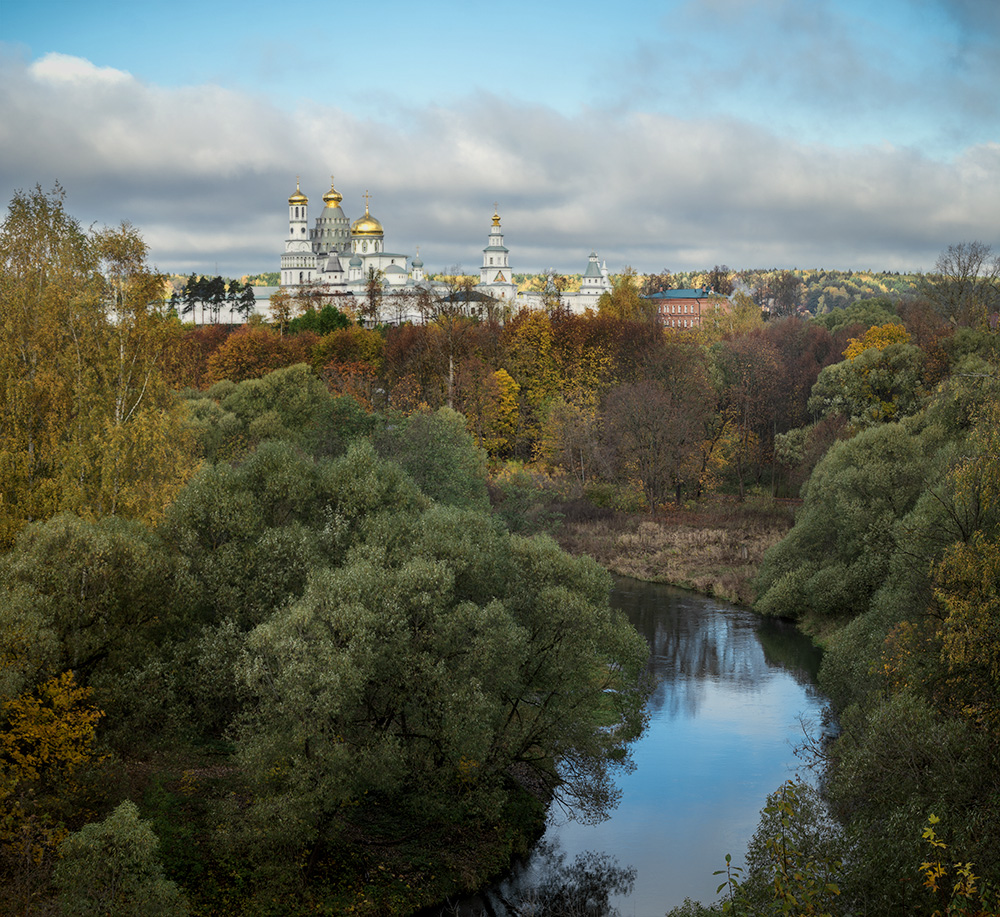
[2,184,999,916]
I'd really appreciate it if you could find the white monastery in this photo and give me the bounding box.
[279,177,612,318]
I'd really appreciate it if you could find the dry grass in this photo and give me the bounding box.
[554,497,797,606]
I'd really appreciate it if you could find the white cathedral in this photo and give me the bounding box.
[279,177,611,316]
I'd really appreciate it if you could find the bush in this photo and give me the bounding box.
[54,800,188,917]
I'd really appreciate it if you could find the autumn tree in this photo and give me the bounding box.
[500,309,560,456]
[267,287,298,334]
[549,311,617,410]
[931,404,1000,731]
[541,398,601,487]
[422,278,493,409]
[764,316,837,432]
[360,266,384,325]
[161,324,233,390]
[1,672,104,908]
[712,333,782,498]
[383,323,448,409]
[597,267,658,323]
[206,324,307,383]
[601,340,714,507]
[455,360,521,458]
[0,185,193,546]
[639,269,673,296]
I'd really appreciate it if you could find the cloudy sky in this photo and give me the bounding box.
[2,0,998,278]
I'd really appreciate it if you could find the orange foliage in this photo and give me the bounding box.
[161,324,234,390]
[321,360,379,410]
[206,325,308,383]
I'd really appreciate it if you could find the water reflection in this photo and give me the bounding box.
[440,578,827,917]
[436,842,635,917]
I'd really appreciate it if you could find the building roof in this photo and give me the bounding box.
[644,287,713,300]
[583,253,603,278]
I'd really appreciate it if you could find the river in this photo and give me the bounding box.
[447,576,827,916]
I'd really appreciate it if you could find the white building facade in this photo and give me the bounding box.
[279,177,611,317]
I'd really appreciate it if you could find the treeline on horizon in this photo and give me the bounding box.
[3,184,1000,916]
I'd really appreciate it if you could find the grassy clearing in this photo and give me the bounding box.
[552,497,797,606]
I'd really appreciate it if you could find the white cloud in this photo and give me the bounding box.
[29,51,132,86]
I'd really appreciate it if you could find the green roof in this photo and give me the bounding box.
[644,287,712,299]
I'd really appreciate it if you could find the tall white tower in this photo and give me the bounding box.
[480,206,510,283]
[478,206,518,301]
[281,178,316,286]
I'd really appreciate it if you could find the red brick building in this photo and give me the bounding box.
[644,288,730,329]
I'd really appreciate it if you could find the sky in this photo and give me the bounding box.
[1,0,998,278]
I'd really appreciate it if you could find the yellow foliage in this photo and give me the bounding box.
[1,671,102,791]
[0,188,196,546]
[843,322,910,360]
[919,815,999,916]
[480,368,520,457]
[0,671,103,869]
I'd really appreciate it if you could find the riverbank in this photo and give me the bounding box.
[552,497,798,607]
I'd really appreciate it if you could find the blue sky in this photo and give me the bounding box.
[1,0,998,276]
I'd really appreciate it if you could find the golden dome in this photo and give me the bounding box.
[351,192,384,236]
[288,178,308,206]
[322,176,343,208]
[492,205,501,227]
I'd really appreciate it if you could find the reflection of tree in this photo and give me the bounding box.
[483,842,636,916]
[756,617,824,686]
[612,581,813,720]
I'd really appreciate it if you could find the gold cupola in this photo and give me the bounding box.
[351,191,384,236]
[288,178,308,206]
[322,176,343,208]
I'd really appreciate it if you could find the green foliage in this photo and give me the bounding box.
[754,422,937,622]
[759,366,1000,915]
[181,363,376,462]
[810,297,898,333]
[161,440,423,629]
[287,302,351,335]
[228,482,649,886]
[676,781,843,917]
[807,341,926,426]
[372,406,490,510]
[54,800,189,917]
[0,514,178,699]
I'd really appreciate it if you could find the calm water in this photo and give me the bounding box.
[452,577,827,916]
